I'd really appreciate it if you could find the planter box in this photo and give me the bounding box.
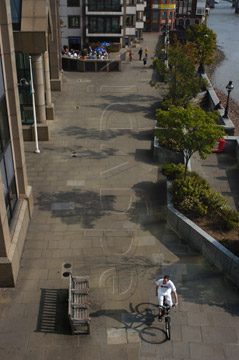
[154,137,184,164]
[167,183,239,288]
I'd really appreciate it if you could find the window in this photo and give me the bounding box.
[10,0,22,30]
[153,12,158,20]
[68,16,81,28]
[88,0,121,11]
[163,0,167,4]
[67,0,80,6]
[126,16,134,26]
[162,12,167,19]
[88,17,120,33]
[15,53,33,125]
[169,11,173,19]
[68,37,81,51]
[0,55,17,224]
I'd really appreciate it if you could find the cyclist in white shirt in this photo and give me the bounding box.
[155,274,178,321]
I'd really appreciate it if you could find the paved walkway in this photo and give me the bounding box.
[0,33,239,360]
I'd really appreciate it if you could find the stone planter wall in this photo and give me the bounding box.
[167,183,239,288]
[154,137,184,164]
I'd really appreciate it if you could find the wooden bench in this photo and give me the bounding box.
[68,275,91,335]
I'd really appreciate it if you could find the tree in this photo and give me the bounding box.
[187,23,217,68]
[152,40,201,106]
[155,105,225,179]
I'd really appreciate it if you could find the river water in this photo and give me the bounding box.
[207,0,239,103]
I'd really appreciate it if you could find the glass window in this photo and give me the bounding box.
[89,17,120,33]
[68,37,81,51]
[126,16,134,26]
[10,0,22,30]
[0,97,10,153]
[88,0,121,11]
[153,12,158,20]
[162,12,167,19]
[67,0,80,6]
[0,57,17,224]
[68,16,81,28]
[15,53,33,125]
[0,56,4,100]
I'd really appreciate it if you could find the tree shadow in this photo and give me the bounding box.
[36,189,116,228]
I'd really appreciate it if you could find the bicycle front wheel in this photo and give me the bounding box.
[165,316,171,340]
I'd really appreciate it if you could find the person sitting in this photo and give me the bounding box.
[214,101,222,110]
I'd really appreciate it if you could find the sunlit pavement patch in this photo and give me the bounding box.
[66,180,85,186]
[107,328,127,344]
[127,328,141,343]
[138,237,157,246]
[152,254,164,264]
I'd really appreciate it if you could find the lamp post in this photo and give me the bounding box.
[165,24,170,69]
[223,81,234,118]
[29,56,40,153]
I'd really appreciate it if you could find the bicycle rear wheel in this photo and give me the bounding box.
[165,316,171,340]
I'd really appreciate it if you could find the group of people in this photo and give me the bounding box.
[62,46,109,60]
[87,46,109,60]
[129,47,149,67]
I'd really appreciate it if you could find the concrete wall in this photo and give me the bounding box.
[167,199,239,288]
[62,57,121,72]
[154,137,184,164]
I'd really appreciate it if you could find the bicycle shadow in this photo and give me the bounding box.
[90,302,168,344]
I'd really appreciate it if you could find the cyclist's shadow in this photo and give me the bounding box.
[90,302,168,344]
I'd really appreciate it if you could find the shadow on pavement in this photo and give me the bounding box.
[90,302,168,344]
[36,289,72,335]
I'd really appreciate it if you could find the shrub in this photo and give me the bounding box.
[163,163,239,230]
[218,208,239,230]
[171,177,210,216]
[162,163,185,180]
[162,163,202,181]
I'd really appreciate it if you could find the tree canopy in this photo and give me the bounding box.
[187,23,217,66]
[155,105,225,179]
[152,40,202,107]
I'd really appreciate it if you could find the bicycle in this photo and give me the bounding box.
[158,302,175,340]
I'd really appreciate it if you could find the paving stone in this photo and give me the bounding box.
[189,342,226,360]
[182,325,202,343]
[173,341,191,359]
[201,326,237,344]
[223,343,239,360]
[107,328,127,344]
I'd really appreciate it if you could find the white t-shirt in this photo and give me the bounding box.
[156,279,176,297]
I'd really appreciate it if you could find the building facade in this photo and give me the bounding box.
[11,0,62,141]
[175,0,207,29]
[144,0,176,32]
[59,0,147,49]
[0,0,33,286]
[60,0,84,51]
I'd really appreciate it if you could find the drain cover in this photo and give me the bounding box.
[64,263,72,269]
[63,271,70,278]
